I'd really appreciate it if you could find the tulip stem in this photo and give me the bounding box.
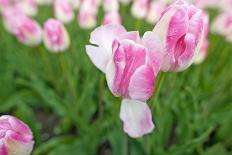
[151,72,166,111]
[38,46,54,81]
[58,53,77,103]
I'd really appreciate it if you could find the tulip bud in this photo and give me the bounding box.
[153,0,205,72]
[16,17,42,46]
[0,115,34,155]
[78,0,98,29]
[103,11,121,25]
[103,0,119,12]
[43,19,70,52]
[2,7,27,34]
[86,24,163,137]
[54,0,74,24]
[146,1,166,24]
[131,0,149,19]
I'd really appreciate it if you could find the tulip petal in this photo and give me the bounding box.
[120,99,155,138]
[0,140,8,155]
[142,31,163,74]
[128,65,155,101]
[87,24,126,72]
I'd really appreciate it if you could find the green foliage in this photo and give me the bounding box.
[0,6,232,155]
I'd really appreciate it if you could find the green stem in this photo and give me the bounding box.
[58,53,77,102]
[151,72,166,112]
[38,46,54,81]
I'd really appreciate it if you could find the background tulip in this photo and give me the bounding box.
[43,19,70,52]
[16,17,42,46]
[146,1,166,24]
[153,0,205,72]
[131,0,149,19]
[0,115,34,155]
[54,0,74,24]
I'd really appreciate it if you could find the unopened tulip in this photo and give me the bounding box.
[131,0,149,19]
[86,24,163,137]
[103,11,121,25]
[212,12,232,39]
[153,0,205,72]
[16,17,42,46]
[15,0,38,16]
[43,19,70,52]
[103,0,119,12]
[146,1,166,24]
[2,7,27,34]
[54,0,74,24]
[194,12,209,64]
[78,0,98,29]
[0,115,34,155]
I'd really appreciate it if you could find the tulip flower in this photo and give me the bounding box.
[54,0,74,24]
[131,0,149,19]
[146,1,166,24]
[78,0,98,29]
[43,19,70,52]
[103,11,121,25]
[0,115,34,155]
[153,0,205,72]
[103,0,119,12]
[2,6,27,34]
[86,24,163,137]
[15,0,38,16]
[16,17,42,46]
[194,12,209,64]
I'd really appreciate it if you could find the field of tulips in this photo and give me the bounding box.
[0,0,232,155]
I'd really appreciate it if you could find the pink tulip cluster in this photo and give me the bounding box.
[0,115,34,155]
[86,0,208,137]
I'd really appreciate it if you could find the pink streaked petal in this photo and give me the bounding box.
[89,24,126,53]
[113,40,147,97]
[142,31,163,75]
[87,24,126,72]
[0,140,8,155]
[128,65,155,101]
[120,99,155,138]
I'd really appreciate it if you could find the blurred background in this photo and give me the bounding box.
[0,0,232,155]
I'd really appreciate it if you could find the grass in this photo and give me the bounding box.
[0,5,232,155]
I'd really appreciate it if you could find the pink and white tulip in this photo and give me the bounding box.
[2,6,27,34]
[43,19,70,52]
[146,1,166,24]
[86,24,163,137]
[153,0,205,72]
[16,17,42,46]
[131,0,149,19]
[0,115,34,155]
[78,0,99,29]
[103,11,121,25]
[54,0,74,24]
